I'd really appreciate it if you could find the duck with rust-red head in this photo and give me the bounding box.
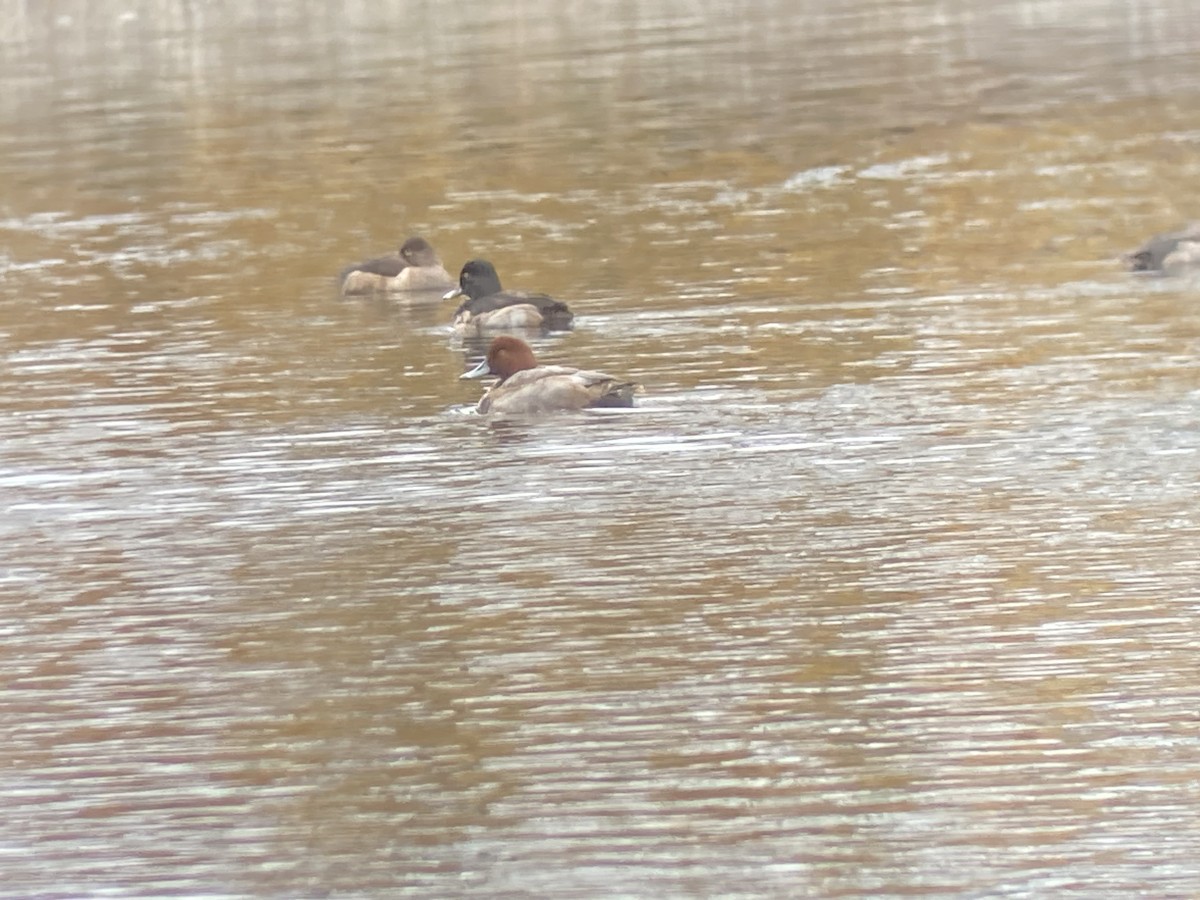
[460,336,638,415]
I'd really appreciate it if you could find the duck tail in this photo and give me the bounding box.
[543,301,575,331]
[592,381,640,408]
[340,268,384,295]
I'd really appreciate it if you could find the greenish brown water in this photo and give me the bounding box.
[3,1,1200,896]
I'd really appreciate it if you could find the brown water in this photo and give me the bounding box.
[3,0,1200,896]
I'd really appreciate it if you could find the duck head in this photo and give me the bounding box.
[444,259,503,301]
[399,236,440,267]
[460,335,539,382]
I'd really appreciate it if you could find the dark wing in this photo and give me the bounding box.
[341,255,408,280]
[454,291,574,329]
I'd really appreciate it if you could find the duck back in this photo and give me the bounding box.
[479,366,637,414]
[454,292,574,330]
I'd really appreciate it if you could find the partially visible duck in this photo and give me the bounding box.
[1125,224,1200,275]
[460,335,638,414]
[339,236,455,295]
[444,259,574,332]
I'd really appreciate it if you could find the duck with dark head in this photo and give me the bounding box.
[339,236,455,295]
[445,260,574,333]
[1124,224,1200,275]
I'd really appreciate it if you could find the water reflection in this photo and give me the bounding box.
[3,0,1200,896]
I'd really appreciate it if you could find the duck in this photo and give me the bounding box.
[460,335,638,414]
[444,259,575,332]
[1125,224,1200,275]
[339,236,455,295]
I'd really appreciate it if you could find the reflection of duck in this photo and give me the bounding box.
[1125,224,1200,275]
[339,236,455,295]
[444,260,575,333]
[460,336,638,414]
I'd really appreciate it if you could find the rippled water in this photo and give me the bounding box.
[3,0,1200,896]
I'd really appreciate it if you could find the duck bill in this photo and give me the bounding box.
[443,286,464,301]
[460,358,493,380]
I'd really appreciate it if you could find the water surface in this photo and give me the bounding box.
[3,0,1200,896]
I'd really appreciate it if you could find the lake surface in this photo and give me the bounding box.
[3,0,1200,896]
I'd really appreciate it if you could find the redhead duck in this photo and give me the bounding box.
[460,335,638,414]
[444,259,575,333]
[340,236,455,295]
[1125,224,1200,275]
